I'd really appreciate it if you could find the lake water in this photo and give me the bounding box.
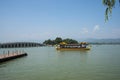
[0,45,120,80]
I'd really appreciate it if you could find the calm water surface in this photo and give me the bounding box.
[0,45,120,80]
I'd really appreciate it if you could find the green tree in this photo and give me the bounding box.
[43,39,55,45]
[43,37,79,45]
[54,37,62,44]
[63,38,78,44]
[103,0,120,22]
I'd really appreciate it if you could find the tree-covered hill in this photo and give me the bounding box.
[43,37,78,45]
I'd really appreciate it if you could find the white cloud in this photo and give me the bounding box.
[93,25,100,32]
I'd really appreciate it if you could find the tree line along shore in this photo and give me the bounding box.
[43,37,120,46]
[43,37,78,45]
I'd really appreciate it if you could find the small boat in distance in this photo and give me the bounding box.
[56,42,90,50]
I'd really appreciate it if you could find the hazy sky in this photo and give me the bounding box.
[0,0,120,42]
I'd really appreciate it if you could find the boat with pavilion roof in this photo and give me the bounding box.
[56,42,90,50]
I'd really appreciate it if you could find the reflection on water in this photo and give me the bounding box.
[56,50,89,64]
[0,45,120,80]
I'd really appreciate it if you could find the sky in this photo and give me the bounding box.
[0,0,120,42]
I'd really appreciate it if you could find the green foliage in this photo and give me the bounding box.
[103,0,115,22]
[43,37,78,45]
[63,38,78,44]
[54,37,62,44]
[43,39,55,45]
[103,0,120,22]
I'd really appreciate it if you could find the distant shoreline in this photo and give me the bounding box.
[89,42,120,45]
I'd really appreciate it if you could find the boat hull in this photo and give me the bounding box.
[56,47,90,51]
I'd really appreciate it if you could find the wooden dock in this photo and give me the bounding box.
[0,51,27,62]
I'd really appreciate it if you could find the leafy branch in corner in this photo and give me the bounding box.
[103,0,120,22]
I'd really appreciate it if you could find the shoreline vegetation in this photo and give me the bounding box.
[43,37,78,46]
[43,37,120,46]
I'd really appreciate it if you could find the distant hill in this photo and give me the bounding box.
[79,38,120,44]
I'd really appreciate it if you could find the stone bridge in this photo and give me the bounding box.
[0,42,43,48]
